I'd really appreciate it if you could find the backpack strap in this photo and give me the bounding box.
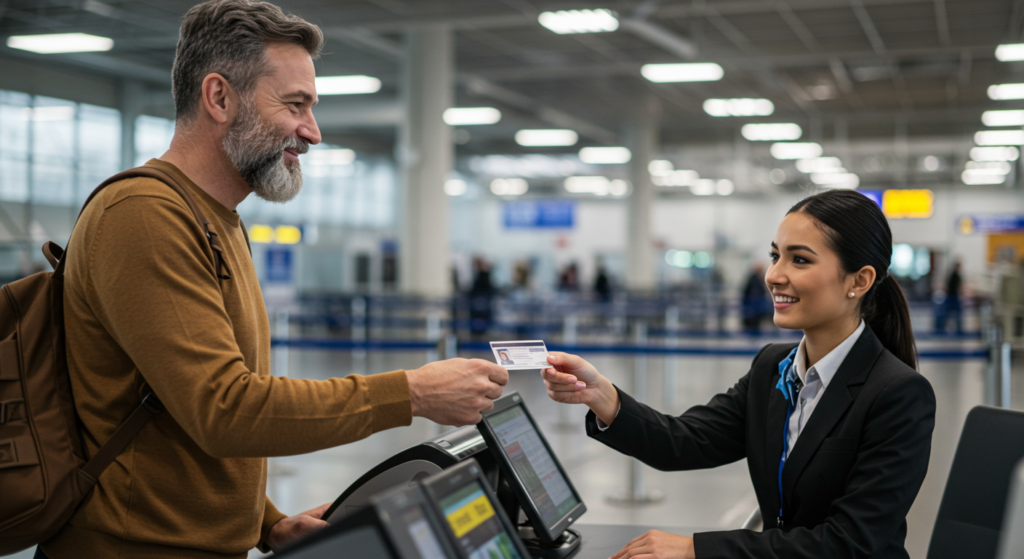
[81,392,164,480]
[55,165,235,280]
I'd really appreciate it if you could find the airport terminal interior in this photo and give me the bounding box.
[4,0,1024,558]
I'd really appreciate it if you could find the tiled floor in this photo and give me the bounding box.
[13,341,1013,559]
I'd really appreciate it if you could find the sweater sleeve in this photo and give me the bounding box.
[257,496,288,553]
[84,194,412,458]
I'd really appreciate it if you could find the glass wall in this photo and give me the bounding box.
[0,90,120,206]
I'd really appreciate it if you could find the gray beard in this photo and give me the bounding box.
[222,100,307,203]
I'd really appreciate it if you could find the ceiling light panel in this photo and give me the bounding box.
[703,98,774,117]
[965,161,1012,174]
[579,147,631,164]
[962,170,1007,185]
[810,172,860,188]
[988,83,1024,100]
[490,178,529,196]
[515,129,578,147]
[742,123,802,141]
[982,110,1024,127]
[770,142,822,160]
[641,63,724,83]
[996,43,1024,61]
[975,130,1024,146]
[796,157,844,173]
[538,9,619,34]
[7,33,114,53]
[443,107,501,126]
[316,75,382,95]
[970,146,1020,161]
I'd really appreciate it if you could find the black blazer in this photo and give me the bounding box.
[586,325,936,558]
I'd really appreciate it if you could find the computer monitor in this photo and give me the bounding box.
[421,459,532,559]
[373,484,459,559]
[476,392,586,548]
[997,459,1024,559]
[276,484,456,559]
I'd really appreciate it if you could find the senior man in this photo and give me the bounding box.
[38,1,508,558]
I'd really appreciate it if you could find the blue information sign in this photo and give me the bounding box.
[958,215,1024,234]
[503,199,575,229]
[265,248,293,283]
[858,190,883,208]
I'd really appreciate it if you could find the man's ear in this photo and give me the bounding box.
[200,73,237,125]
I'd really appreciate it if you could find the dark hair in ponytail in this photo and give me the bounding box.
[788,190,917,370]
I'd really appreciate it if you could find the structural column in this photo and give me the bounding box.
[624,97,659,291]
[397,24,454,296]
[119,80,143,170]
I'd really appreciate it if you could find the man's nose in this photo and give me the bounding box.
[300,113,321,146]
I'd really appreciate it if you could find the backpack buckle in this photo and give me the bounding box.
[140,393,164,415]
[0,399,23,424]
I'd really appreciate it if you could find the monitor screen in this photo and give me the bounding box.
[276,525,394,558]
[376,488,451,559]
[438,478,524,559]
[487,403,581,529]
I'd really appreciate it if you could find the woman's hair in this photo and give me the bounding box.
[788,190,917,369]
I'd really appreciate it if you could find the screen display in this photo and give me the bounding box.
[397,503,448,559]
[440,480,524,559]
[488,405,580,528]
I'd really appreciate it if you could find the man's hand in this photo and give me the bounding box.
[610,530,695,559]
[541,352,619,425]
[406,358,508,426]
[265,503,330,551]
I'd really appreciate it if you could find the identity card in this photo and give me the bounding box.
[489,340,550,370]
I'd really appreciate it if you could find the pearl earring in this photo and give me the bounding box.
[849,292,856,298]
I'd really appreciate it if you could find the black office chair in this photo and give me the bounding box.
[927,406,1024,559]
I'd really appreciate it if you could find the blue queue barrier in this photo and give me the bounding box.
[269,338,990,360]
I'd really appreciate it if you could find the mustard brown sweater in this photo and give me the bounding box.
[44,159,412,558]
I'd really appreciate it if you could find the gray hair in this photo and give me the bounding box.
[172,0,323,124]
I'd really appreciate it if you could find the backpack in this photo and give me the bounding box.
[0,165,240,555]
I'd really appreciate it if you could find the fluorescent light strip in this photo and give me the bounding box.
[703,98,774,117]
[515,129,578,147]
[975,130,1024,146]
[641,63,724,83]
[490,178,528,196]
[305,148,355,165]
[770,142,822,160]
[996,43,1024,61]
[810,172,860,188]
[970,146,1020,161]
[538,9,619,34]
[7,33,113,53]
[444,179,468,196]
[742,123,802,141]
[579,146,631,164]
[982,110,1024,127]
[648,159,673,176]
[962,170,1007,185]
[443,107,501,125]
[988,83,1024,100]
[315,75,381,95]
[796,157,844,174]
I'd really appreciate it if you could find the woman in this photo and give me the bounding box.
[542,190,935,558]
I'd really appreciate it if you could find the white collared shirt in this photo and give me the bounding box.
[785,320,865,457]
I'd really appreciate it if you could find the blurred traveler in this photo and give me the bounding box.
[542,190,934,559]
[37,2,508,558]
[558,262,580,291]
[594,263,613,303]
[741,263,771,334]
[468,256,495,336]
[939,261,963,334]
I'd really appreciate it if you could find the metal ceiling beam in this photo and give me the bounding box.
[850,0,887,55]
[0,46,170,84]
[617,19,698,60]
[934,0,951,47]
[775,2,819,52]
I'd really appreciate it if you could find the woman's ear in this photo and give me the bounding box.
[850,265,877,297]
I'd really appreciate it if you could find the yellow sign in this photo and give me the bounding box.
[446,493,495,538]
[249,224,302,244]
[882,189,934,219]
[959,216,976,235]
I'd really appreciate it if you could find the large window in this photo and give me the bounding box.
[0,90,121,206]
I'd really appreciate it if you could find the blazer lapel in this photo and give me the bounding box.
[780,326,884,507]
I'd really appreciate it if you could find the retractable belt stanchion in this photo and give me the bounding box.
[607,319,664,506]
[664,306,680,412]
[988,326,1002,407]
[352,296,367,374]
[557,314,579,430]
[1002,341,1013,409]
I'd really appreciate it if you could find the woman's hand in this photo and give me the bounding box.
[541,352,619,425]
[265,503,330,551]
[610,530,695,559]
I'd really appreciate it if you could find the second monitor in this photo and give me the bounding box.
[476,392,586,557]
